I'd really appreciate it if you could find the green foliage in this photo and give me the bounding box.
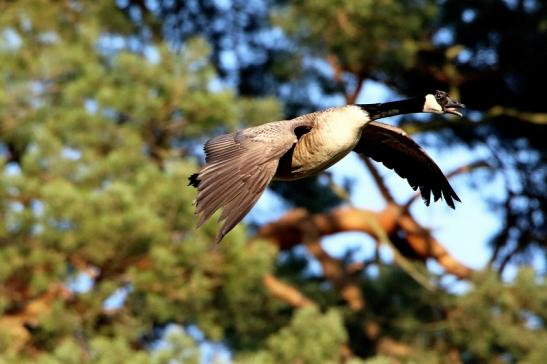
[448,269,547,362]
[0,1,545,364]
[273,0,438,76]
[354,268,547,363]
[236,307,362,364]
[0,0,284,361]
[151,329,201,364]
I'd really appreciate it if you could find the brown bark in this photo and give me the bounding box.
[361,156,396,203]
[263,274,314,308]
[258,205,472,279]
[376,337,415,358]
[304,238,365,311]
[263,274,414,361]
[0,283,71,353]
[346,75,365,105]
[326,54,365,105]
[397,214,472,278]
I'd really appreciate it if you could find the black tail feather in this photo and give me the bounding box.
[188,173,200,188]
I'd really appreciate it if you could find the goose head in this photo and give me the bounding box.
[423,90,465,117]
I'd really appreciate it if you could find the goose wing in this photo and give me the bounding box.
[354,121,461,208]
[189,122,307,243]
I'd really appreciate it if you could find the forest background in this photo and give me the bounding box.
[0,0,546,363]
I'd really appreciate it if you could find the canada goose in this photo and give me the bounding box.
[189,90,465,243]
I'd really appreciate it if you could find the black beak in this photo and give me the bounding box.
[444,97,465,117]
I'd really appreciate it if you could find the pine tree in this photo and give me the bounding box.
[0,1,545,363]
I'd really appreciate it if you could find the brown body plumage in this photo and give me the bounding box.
[189,91,465,242]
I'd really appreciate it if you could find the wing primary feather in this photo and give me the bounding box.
[355,121,460,209]
[190,120,310,242]
[215,162,276,243]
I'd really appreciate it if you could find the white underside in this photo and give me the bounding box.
[275,105,370,180]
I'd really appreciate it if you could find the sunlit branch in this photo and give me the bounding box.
[297,217,366,311]
[258,206,472,279]
[263,274,315,308]
[487,106,547,125]
[346,74,365,105]
[360,155,396,204]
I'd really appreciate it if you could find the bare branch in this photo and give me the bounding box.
[263,274,315,308]
[360,155,396,204]
[299,218,366,311]
[488,106,547,125]
[258,206,473,279]
[0,283,72,353]
[346,74,365,105]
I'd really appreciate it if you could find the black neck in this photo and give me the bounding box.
[356,97,423,120]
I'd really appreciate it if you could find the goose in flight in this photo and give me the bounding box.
[189,90,465,243]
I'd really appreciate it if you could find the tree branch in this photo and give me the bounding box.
[258,206,472,279]
[346,74,365,105]
[363,321,415,359]
[360,155,396,204]
[263,274,315,308]
[487,106,547,125]
[0,283,72,353]
[397,213,472,278]
[304,238,366,311]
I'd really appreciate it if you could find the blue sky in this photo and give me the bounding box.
[61,79,533,363]
[250,80,510,286]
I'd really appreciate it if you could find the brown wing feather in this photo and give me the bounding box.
[190,122,306,243]
[354,121,461,208]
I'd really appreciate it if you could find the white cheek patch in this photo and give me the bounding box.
[423,94,443,114]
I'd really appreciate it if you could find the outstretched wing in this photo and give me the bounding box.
[189,123,304,243]
[354,121,461,208]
